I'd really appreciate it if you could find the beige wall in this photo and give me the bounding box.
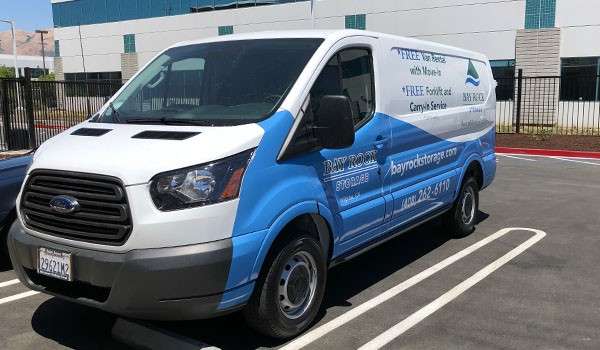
[515,28,561,77]
[515,28,561,126]
[53,0,526,74]
[120,53,138,81]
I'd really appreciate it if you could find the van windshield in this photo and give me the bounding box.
[92,38,323,126]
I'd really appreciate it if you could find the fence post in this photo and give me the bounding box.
[22,68,37,149]
[1,79,12,149]
[515,69,523,134]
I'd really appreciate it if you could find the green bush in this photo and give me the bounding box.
[0,65,16,78]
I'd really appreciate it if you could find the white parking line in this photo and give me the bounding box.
[279,227,543,350]
[358,228,546,350]
[0,291,40,305]
[497,154,536,162]
[0,279,20,288]
[549,156,600,166]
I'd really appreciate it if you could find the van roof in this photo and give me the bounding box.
[172,29,488,62]
[172,29,353,46]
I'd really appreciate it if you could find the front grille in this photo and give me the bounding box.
[21,170,132,245]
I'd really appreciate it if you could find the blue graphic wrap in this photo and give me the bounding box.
[218,110,495,309]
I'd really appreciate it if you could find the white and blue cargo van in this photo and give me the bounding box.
[8,30,496,338]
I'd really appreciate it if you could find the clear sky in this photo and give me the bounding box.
[1,0,53,32]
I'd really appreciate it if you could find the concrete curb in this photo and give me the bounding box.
[496,147,600,159]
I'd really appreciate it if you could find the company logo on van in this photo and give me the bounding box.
[465,60,480,87]
[49,195,80,214]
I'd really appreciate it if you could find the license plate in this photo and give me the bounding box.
[38,247,72,281]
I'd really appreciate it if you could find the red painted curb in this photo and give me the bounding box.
[496,146,600,159]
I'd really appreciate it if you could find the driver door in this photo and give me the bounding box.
[286,43,390,252]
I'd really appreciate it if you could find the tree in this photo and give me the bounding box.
[38,72,55,81]
[0,65,15,78]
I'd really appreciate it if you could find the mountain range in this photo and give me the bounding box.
[0,29,54,57]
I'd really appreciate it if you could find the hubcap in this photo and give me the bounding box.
[461,188,476,225]
[278,251,318,320]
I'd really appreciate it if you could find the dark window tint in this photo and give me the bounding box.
[310,48,375,126]
[284,48,375,158]
[64,72,122,82]
[490,60,515,101]
[560,57,600,101]
[94,39,324,125]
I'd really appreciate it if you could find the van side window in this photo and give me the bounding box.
[283,48,375,159]
[311,48,375,126]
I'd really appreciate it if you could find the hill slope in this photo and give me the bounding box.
[0,30,54,57]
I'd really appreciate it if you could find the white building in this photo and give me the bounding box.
[0,54,54,77]
[50,0,599,96]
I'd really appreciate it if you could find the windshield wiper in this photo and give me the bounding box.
[162,118,218,126]
[123,117,217,126]
[108,102,122,124]
[124,117,168,125]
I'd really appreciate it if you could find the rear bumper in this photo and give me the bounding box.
[8,221,245,320]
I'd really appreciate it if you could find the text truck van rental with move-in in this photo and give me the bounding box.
[8,30,496,338]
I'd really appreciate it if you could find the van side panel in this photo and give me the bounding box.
[377,37,496,229]
[220,36,497,309]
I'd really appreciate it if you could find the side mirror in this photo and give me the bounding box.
[314,95,355,149]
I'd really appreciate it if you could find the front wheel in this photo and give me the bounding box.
[444,177,479,238]
[244,235,327,339]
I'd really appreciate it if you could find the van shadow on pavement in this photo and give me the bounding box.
[30,212,488,350]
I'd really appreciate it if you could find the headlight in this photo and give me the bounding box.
[150,149,255,211]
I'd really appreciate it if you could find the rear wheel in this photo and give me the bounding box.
[444,177,479,238]
[244,234,327,339]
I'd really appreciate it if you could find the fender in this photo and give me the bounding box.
[249,200,320,280]
[455,152,484,200]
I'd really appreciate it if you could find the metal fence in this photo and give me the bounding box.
[1,68,600,152]
[1,69,122,151]
[496,70,600,135]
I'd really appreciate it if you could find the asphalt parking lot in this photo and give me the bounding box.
[1,153,600,350]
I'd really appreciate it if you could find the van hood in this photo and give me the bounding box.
[30,122,265,185]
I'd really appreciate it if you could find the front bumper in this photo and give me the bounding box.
[8,221,244,320]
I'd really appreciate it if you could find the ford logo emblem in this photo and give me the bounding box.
[49,195,80,214]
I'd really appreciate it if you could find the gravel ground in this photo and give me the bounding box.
[497,133,600,151]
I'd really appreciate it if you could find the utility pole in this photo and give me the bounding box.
[0,19,22,110]
[310,0,316,29]
[0,19,19,78]
[35,29,49,74]
[78,25,87,77]
[78,24,91,116]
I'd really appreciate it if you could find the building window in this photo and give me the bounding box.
[54,40,60,57]
[218,25,234,36]
[525,0,556,29]
[490,60,515,101]
[64,71,123,82]
[560,57,600,101]
[123,34,136,53]
[345,14,366,30]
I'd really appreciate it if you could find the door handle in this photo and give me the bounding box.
[373,135,387,150]
[374,142,385,150]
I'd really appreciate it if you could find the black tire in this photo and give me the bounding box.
[243,234,327,339]
[444,177,479,238]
